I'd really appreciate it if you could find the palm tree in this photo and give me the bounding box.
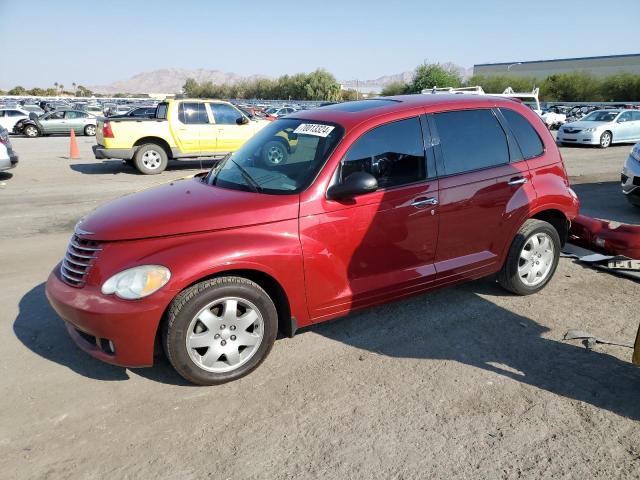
[72,82,77,93]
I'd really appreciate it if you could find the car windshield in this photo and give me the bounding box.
[206,118,344,195]
[581,111,619,122]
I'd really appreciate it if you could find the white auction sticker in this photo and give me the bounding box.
[293,123,335,137]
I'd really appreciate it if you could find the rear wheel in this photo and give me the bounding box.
[498,219,561,295]
[134,143,168,174]
[84,124,96,136]
[262,140,288,166]
[163,277,278,385]
[599,131,612,148]
[24,125,40,138]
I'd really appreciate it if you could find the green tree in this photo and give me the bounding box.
[600,73,640,101]
[380,81,409,96]
[28,87,46,96]
[8,86,27,95]
[540,72,603,102]
[407,63,462,93]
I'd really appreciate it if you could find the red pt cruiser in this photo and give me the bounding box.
[46,95,579,385]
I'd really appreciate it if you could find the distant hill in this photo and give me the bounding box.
[91,68,269,94]
[91,65,473,95]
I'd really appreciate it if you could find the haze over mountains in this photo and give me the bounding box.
[92,65,472,94]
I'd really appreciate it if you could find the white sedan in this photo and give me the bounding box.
[0,108,29,131]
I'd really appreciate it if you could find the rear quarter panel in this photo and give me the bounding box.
[100,118,175,150]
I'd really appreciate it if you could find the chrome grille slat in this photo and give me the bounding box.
[64,254,91,267]
[60,235,101,288]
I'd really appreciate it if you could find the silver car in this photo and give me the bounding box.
[621,141,640,208]
[557,109,640,148]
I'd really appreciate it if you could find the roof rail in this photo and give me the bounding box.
[421,85,541,113]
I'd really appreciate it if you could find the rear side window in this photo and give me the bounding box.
[178,102,209,124]
[500,108,544,159]
[7,110,23,117]
[156,103,168,119]
[209,103,242,125]
[342,117,425,189]
[433,109,509,176]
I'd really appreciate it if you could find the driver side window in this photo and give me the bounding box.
[341,117,425,189]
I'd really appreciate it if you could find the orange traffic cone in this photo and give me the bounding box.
[69,129,80,159]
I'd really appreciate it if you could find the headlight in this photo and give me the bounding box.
[583,128,596,133]
[101,265,171,299]
[631,144,640,162]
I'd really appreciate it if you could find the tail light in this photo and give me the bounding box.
[102,121,114,138]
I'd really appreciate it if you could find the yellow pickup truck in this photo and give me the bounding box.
[93,99,270,174]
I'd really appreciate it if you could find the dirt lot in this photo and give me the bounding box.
[1,135,638,479]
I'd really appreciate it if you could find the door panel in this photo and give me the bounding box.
[173,102,209,153]
[301,181,439,321]
[435,163,533,280]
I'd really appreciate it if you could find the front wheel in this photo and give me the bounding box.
[497,219,561,295]
[84,124,96,136]
[24,125,40,138]
[599,131,612,148]
[163,277,278,385]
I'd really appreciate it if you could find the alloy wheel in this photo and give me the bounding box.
[518,232,555,287]
[185,297,264,373]
[267,145,285,164]
[142,150,162,170]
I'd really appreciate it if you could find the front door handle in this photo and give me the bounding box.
[507,177,528,186]
[411,197,438,208]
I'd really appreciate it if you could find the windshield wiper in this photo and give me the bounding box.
[229,158,263,193]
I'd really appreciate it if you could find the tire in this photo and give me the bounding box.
[261,140,289,166]
[163,276,278,385]
[599,131,612,148]
[134,143,168,174]
[84,124,96,136]
[24,125,40,138]
[497,219,561,296]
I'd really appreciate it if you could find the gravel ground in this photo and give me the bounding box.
[0,135,638,479]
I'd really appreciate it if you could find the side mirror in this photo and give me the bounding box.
[327,171,378,200]
[236,116,249,125]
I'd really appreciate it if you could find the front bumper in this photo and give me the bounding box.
[93,144,135,160]
[45,266,167,367]
[621,155,640,205]
[557,130,601,145]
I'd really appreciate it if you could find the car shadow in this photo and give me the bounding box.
[308,277,640,420]
[14,283,194,386]
[69,159,219,175]
[572,181,639,225]
[0,172,14,181]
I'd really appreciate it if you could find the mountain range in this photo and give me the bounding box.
[91,65,472,95]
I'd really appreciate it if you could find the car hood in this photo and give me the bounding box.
[78,177,300,241]
[562,121,611,129]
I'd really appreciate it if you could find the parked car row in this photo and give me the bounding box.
[557,109,640,148]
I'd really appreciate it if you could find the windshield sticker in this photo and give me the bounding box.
[293,123,335,137]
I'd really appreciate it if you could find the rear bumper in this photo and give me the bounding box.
[93,144,135,160]
[0,153,17,171]
[45,267,166,367]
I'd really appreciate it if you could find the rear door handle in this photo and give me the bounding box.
[507,177,528,186]
[411,197,438,208]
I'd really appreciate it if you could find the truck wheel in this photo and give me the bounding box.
[84,124,96,136]
[262,140,289,166]
[497,219,561,296]
[134,144,168,174]
[24,125,40,138]
[163,277,278,385]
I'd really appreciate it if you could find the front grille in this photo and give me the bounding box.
[564,128,582,134]
[60,235,102,287]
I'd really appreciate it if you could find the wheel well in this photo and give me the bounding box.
[531,209,569,246]
[133,137,173,159]
[157,269,294,351]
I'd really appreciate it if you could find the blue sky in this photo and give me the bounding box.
[1,0,639,88]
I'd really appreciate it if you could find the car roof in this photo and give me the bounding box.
[286,94,524,129]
